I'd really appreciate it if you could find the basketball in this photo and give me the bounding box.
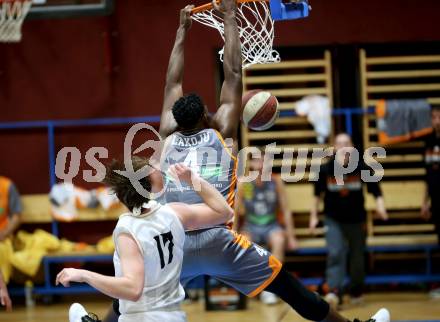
[242,90,280,131]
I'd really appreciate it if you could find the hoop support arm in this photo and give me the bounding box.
[269,0,310,21]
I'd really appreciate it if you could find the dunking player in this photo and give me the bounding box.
[77,1,390,322]
[155,2,389,322]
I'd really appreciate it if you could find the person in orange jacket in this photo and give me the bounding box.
[0,176,22,242]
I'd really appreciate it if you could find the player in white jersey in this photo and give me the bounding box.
[56,158,234,322]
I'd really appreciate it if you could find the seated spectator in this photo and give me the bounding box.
[0,176,22,242]
[235,153,298,304]
[310,133,388,308]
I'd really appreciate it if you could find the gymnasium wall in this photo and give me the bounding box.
[1,0,440,193]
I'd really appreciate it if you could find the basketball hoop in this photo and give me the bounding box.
[192,0,280,69]
[191,0,310,68]
[0,0,32,42]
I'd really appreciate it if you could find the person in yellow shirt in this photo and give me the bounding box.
[0,176,22,241]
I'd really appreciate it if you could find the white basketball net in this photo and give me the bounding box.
[0,0,32,42]
[192,0,280,69]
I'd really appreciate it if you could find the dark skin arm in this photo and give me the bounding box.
[159,5,194,138]
[211,0,243,152]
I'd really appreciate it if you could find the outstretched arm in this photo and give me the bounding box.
[56,234,145,302]
[211,0,243,142]
[159,5,193,138]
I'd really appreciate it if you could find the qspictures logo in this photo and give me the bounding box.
[54,123,387,199]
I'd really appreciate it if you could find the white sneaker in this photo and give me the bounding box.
[260,291,278,305]
[69,303,101,322]
[370,308,391,322]
[69,303,88,322]
[324,292,340,310]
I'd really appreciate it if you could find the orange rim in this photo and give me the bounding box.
[191,0,268,14]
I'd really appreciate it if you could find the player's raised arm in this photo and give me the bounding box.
[211,0,243,143]
[159,5,194,138]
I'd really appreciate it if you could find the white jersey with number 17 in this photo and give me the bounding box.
[112,203,186,321]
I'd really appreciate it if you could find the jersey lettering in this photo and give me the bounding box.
[254,244,268,257]
[154,231,174,269]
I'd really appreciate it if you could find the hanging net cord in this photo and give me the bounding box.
[0,0,32,42]
[192,1,280,69]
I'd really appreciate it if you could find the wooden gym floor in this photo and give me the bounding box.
[1,292,440,322]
